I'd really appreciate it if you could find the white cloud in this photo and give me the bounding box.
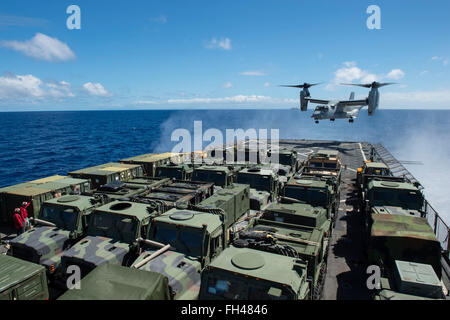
[223,82,233,89]
[1,33,75,62]
[205,37,232,50]
[151,15,167,24]
[326,62,404,90]
[382,89,450,108]
[264,82,270,87]
[431,56,448,66]
[239,70,266,76]
[0,73,74,100]
[386,69,405,80]
[134,100,160,105]
[167,95,295,105]
[82,82,112,97]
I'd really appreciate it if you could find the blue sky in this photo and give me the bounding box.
[0,0,449,110]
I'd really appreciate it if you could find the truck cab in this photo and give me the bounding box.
[131,208,227,299]
[192,166,235,189]
[155,163,193,180]
[9,194,105,276]
[199,246,310,300]
[356,161,392,193]
[236,166,280,211]
[283,176,338,225]
[57,201,155,283]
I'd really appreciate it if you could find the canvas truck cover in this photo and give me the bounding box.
[58,263,171,300]
[0,254,49,300]
[368,214,442,278]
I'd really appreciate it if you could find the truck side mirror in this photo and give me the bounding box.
[267,287,282,299]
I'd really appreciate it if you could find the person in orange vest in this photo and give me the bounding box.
[13,208,24,235]
[20,201,31,231]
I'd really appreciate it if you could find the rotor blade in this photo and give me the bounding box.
[377,82,396,88]
[279,85,305,88]
[340,83,372,88]
[279,82,322,89]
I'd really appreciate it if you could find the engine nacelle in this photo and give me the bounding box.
[367,88,380,116]
[300,88,309,111]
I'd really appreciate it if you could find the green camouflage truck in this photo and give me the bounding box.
[155,163,193,180]
[92,181,148,201]
[199,246,310,300]
[192,165,236,189]
[58,263,171,300]
[130,208,227,299]
[196,183,250,231]
[119,152,182,177]
[367,214,442,279]
[236,166,281,211]
[356,161,392,194]
[0,254,49,300]
[57,200,158,283]
[9,194,106,276]
[68,162,144,189]
[233,217,328,299]
[262,200,332,236]
[0,175,90,224]
[361,179,425,233]
[283,175,339,227]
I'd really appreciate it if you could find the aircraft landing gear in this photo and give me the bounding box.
[330,119,335,122]
[315,120,319,124]
[349,119,354,123]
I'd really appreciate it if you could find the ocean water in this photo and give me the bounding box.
[0,109,449,222]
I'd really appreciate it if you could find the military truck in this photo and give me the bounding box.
[197,183,250,231]
[374,260,445,300]
[155,163,193,180]
[69,162,144,189]
[236,166,281,211]
[283,175,339,227]
[119,152,184,177]
[152,180,214,204]
[367,214,442,280]
[130,208,228,299]
[199,246,310,300]
[92,181,148,201]
[58,263,171,300]
[269,146,300,172]
[262,200,331,235]
[0,254,49,300]
[57,200,158,283]
[300,149,342,185]
[192,166,237,189]
[233,217,328,299]
[9,194,106,276]
[361,179,425,233]
[0,175,90,224]
[356,161,392,194]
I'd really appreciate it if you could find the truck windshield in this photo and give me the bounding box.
[152,223,204,257]
[193,170,226,187]
[155,168,183,180]
[370,188,423,210]
[205,275,290,300]
[88,212,137,243]
[285,187,327,207]
[237,173,271,192]
[40,206,79,231]
[366,168,390,176]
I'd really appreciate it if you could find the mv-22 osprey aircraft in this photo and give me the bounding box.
[280,82,394,123]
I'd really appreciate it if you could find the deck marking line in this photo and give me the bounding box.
[359,143,367,162]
